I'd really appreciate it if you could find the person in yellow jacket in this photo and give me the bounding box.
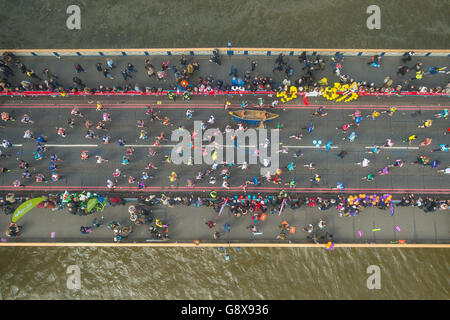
[318,77,328,86]
[413,70,423,80]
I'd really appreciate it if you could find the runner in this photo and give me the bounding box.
[286,162,295,171]
[413,155,429,166]
[95,155,108,164]
[337,123,352,132]
[81,150,89,160]
[96,121,107,130]
[389,159,405,168]
[434,109,448,119]
[35,173,45,182]
[136,120,144,128]
[23,129,33,139]
[21,114,34,124]
[418,119,433,128]
[381,138,393,148]
[418,138,432,147]
[102,112,112,122]
[56,127,67,138]
[85,130,97,140]
[367,110,381,120]
[106,179,115,189]
[12,180,21,187]
[126,147,135,156]
[356,158,370,167]
[1,112,15,122]
[19,160,29,169]
[318,219,326,230]
[407,134,418,144]
[113,168,121,178]
[96,102,105,112]
[431,144,449,153]
[118,137,126,146]
[289,132,303,140]
[437,167,450,174]
[84,120,93,129]
[334,182,344,191]
[2,139,13,149]
[381,106,397,117]
[139,129,147,140]
[102,135,111,144]
[51,172,60,182]
[313,106,328,117]
[310,174,321,184]
[121,156,130,165]
[361,173,375,181]
[347,131,358,142]
[67,118,75,128]
[71,106,84,117]
[304,162,316,170]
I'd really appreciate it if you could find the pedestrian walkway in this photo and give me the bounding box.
[1,52,449,95]
[0,200,448,244]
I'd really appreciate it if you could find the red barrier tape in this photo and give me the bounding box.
[0,90,447,96]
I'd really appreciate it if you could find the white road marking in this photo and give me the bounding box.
[126,144,256,148]
[8,144,421,151]
[126,144,337,149]
[282,145,339,149]
[45,144,99,147]
[365,146,419,150]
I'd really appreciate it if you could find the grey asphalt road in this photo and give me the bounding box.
[0,53,449,193]
[0,96,448,194]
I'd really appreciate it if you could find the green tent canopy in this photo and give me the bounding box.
[11,197,47,223]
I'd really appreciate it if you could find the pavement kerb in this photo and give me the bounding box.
[3,48,450,56]
[0,243,448,248]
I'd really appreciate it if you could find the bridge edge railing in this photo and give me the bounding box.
[2,48,450,57]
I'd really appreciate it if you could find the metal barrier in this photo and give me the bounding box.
[3,48,450,57]
[0,90,447,97]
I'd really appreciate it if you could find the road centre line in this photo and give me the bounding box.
[364,146,419,150]
[10,144,422,150]
[45,144,99,147]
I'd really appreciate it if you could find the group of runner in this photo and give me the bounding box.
[0,100,449,192]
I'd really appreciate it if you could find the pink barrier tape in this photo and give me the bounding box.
[0,90,447,96]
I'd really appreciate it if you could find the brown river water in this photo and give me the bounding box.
[0,247,448,299]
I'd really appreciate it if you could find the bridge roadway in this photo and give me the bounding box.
[0,96,448,195]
